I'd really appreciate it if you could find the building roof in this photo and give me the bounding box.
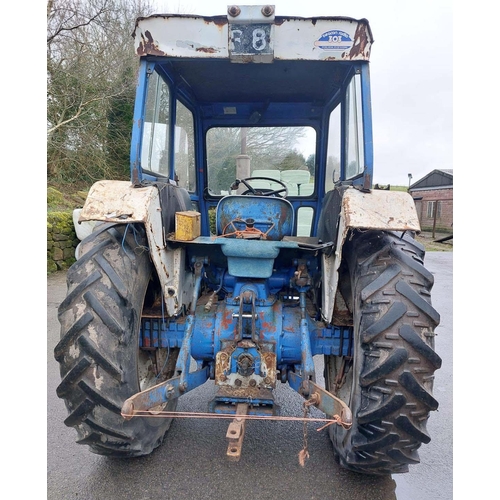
[410,169,453,190]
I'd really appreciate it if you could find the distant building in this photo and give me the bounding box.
[409,169,453,233]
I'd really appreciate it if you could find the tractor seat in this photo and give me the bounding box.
[215,195,294,240]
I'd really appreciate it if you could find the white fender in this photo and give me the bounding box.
[78,180,193,317]
[73,209,99,241]
[322,187,420,323]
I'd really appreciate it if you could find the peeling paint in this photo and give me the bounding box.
[346,23,370,60]
[176,40,220,53]
[206,17,228,28]
[133,14,371,62]
[137,30,166,56]
[196,46,218,53]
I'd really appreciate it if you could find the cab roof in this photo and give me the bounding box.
[132,9,373,109]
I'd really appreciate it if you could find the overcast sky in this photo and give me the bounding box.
[153,0,453,186]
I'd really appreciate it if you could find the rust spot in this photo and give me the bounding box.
[260,321,275,333]
[209,16,228,27]
[363,172,372,191]
[260,351,277,386]
[217,386,273,399]
[258,310,276,335]
[238,340,255,348]
[132,168,140,186]
[221,309,234,330]
[137,30,166,56]
[161,262,170,279]
[261,351,276,367]
[235,55,254,63]
[347,23,369,60]
[196,47,218,53]
[216,349,232,383]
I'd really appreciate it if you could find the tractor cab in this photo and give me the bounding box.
[130,6,373,240]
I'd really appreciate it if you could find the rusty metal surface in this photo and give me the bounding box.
[308,380,352,427]
[216,345,277,389]
[134,15,228,59]
[226,403,248,461]
[288,372,352,428]
[133,13,372,62]
[121,367,210,419]
[343,21,370,60]
[215,349,233,384]
[215,386,274,400]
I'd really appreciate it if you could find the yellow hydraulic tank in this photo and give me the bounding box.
[175,211,201,240]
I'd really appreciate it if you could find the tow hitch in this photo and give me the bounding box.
[121,372,352,463]
[226,403,248,461]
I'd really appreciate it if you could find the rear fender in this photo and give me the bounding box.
[79,180,193,317]
[321,187,420,323]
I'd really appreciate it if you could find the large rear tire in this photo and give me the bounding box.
[54,224,178,457]
[325,230,442,475]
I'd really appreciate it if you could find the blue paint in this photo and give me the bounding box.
[216,195,294,240]
[129,34,373,413]
[140,299,353,363]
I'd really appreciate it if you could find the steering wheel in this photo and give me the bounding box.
[230,177,288,198]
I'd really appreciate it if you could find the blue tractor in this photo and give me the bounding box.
[55,5,441,475]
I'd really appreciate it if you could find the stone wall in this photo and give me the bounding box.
[47,212,78,274]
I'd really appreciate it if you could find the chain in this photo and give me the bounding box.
[298,401,311,466]
[298,395,320,467]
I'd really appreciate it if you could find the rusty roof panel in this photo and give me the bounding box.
[133,13,372,61]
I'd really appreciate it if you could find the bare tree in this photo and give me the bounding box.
[47,0,155,183]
